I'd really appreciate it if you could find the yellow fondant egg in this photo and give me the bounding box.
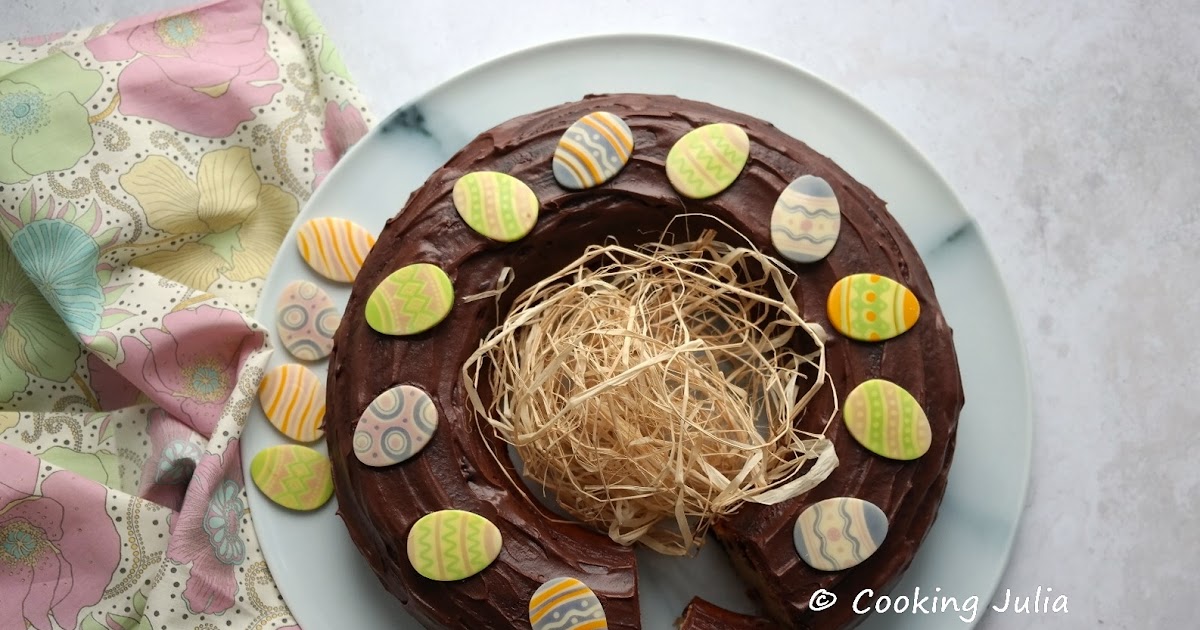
[296,217,376,283]
[826,273,920,342]
[257,363,326,442]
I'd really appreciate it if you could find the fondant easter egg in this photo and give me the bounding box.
[826,273,920,342]
[296,217,376,283]
[354,385,438,467]
[770,175,841,263]
[843,379,931,460]
[250,445,334,511]
[257,364,326,442]
[452,171,539,242]
[365,263,454,335]
[406,510,502,581]
[275,280,341,361]
[793,497,888,571]
[529,577,607,630]
[553,112,634,189]
[666,123,749,199]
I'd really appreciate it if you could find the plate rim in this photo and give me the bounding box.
[245,32,1033,629]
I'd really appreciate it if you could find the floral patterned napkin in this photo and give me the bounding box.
[0,1,371,628]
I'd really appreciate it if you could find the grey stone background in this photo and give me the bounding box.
[3,1,1195,628]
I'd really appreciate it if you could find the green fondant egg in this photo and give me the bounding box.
[365,263,454,336]
[843,379,931,461]
[666,123,749,199]
[406,510,502,581]
[250,445,334,511]
[452,171,539,242]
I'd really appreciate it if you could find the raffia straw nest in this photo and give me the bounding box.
[463,223,838,556]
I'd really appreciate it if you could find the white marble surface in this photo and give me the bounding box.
[3,1,1195,628]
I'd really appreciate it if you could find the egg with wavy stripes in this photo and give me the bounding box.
[553,111,634,189]
[770,174,840,263]
[296,217,376,283]
[529,577,608,630]
[843,379,931,460]
[793,497,888,571]
[452,171,539,242]
[666,122,749,199]
[365,263,454,336]
[354,384,438,467]
[257,363,325,442]
[276,280,341,361]
[250,444,333,511]
[826,273,920,342]
[406,510,502,581]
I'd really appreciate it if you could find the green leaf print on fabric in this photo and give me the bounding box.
[81,590,151,630]
[39,446,120,487]
[0,240,81,404]
[282,0,352,80]
[283,0,325,38]
[0,52,102,183]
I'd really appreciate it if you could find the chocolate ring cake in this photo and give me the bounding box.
[325,93,964,629]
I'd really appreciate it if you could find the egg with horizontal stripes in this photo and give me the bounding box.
[406,510,502,581]
[354,384,438,467]
[793,497,888,571]
[529,577,607,630]
[365,263,454,335]
[250,444,333,511]
[553,112,634,190]
[452,171,539,242]
[275,280,341,361]
[771,174,840,263]
[665,122,749,199]
[257,363,326,442]
[826,273,920,342]
[843,379,931,460]
[296,217,376,282]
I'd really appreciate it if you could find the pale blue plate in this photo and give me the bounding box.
[243,34,1031,629]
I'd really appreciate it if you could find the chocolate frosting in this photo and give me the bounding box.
[326,94,963,629]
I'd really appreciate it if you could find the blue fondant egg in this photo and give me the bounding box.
[793,497,888,571]
[553,112,634,189]
[529,577,607,630]
[770,175,840,263]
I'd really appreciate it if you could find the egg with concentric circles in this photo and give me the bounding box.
[354,384,438,467]
[275,280,341,361]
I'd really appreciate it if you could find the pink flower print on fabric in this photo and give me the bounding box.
[166,439,245,614]
[0,446,120,630]
[86,0,283,137]
[117,305,263,437]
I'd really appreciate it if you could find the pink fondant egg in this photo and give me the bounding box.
[275,280,341,361]
[354,384,438,467]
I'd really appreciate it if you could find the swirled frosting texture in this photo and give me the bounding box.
[326,94,963,629]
